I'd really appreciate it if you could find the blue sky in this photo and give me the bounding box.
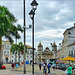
[1,0,75,51]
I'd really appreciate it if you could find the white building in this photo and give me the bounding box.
[2,40,11,63]
[68,43,75,57]
[61,23,75,58]
[2,40,36,63]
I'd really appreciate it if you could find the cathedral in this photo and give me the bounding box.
[38,41,57,62]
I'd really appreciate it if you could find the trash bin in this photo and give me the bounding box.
[26,61,29,64]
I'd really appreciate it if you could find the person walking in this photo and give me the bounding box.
[47,63,51,73]
[44,63,47,75]
[11,63,15,69]
[16,63,18,70]
[39,62,42,70]
[52,63,56,71]
[67,64,72,75]
[43,62,45,73]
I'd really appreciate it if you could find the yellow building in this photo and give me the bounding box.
[38,42,57,62]
[42,47,53,62]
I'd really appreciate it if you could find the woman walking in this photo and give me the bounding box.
[44,63,47,75]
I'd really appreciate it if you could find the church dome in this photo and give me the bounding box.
[45,47,49,50]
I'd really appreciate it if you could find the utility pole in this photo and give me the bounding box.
[23,0,26,74]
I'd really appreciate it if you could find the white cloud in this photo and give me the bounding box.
[35,28,64,38]
[1,0,75,50]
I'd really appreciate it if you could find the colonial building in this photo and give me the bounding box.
[2,40,11,63]
[68,43,75,58]
[38,41,57,62]
[2,40,36,63]
[61,24,75,58]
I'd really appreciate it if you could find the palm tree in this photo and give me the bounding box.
[11,44,19,63]
[18,42,24,63]
[0,5,23,68]
[18,42,27,63]
[11,42,27,63]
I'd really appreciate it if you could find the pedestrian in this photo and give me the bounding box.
[43,62,45,73]
[16,63,18,70]
[47,63,51,73]
[11,63,15,69]
[44,63,47,75]
[39,62,42,70]
[67,64,72,75]
[52,63,56,71]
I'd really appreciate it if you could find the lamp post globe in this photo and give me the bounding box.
[29,10,35,19]
[31,0,38,11]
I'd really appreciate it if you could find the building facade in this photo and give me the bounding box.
[2,40,36,63]
[38,41,57,62]
[68,43,75,58]
[2,40,11,63]
[61,24,75,58]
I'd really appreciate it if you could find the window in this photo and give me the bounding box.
[74,50,75,57]
[4,51,6,53]
[27,51,29,54]
[69,51,70,56]
[7,51,9,54]
[12,60,13,62]
[27,56,29,58]
[71,51,73,57]
[30,51,32,54]
[5,46,6,48]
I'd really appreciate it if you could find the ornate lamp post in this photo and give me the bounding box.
[29,0,38,74]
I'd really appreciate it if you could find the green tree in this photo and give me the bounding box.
[11,44,19,63]
[18,42,27,63]
[11,42,27,63]
[0,5,23,68]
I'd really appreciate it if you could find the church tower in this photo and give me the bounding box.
[52,41,57,54]
[38,42,43,62]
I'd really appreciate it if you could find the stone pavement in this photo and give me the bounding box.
[0,69,66,75]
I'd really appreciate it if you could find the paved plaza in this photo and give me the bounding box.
[0,64,66,75]
[0,69,65,75]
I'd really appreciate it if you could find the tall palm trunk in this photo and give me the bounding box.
[15,52,17,63]
[0,37,3,68]
[18,53,20,63]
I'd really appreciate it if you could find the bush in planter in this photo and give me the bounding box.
[0,62,3,69]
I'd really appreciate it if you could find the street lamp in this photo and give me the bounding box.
[29,0,38,74]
